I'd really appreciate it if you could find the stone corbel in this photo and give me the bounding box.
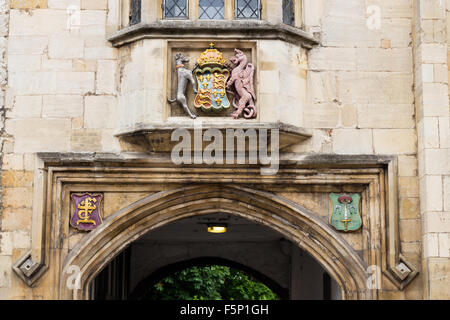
[107,20,320,48]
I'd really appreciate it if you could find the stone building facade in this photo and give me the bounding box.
[0,0,448,300]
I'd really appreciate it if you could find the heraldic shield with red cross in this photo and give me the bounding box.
[70,193,103,231]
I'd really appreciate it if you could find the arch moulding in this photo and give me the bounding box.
[62,184,368,300]
[12,153,418,299]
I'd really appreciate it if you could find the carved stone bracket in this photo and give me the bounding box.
[108,20,320,48]
[12,251,48,287]
[116,121,312,153]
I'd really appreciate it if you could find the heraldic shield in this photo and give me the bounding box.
[329,193,362,232]
[194,43,231,112]
[70,193,103,231]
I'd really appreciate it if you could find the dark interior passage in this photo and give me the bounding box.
[90,213,342,300]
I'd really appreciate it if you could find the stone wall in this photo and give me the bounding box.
[300,0,422,299]
[0,0,11,293]
[413,0,450,300]
[0,0,119,298]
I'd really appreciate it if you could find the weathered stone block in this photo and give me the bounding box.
[356,48,412,72]
[1,208,32,231]
[439,233,450,258]
[439,117,450,148]
[399,177,420,198]
[338,72,413,105]
[48,35,84,59]
[70,129,102,151]
[332,129,373,154]
[400,197,420,219]
[373,129,416,154]
[42,95,83,118]
[399,219,421,242]
[425,212,450,233]
[55,72,95,94]
[398,155,418,177]
[357,104,415,129]
[307,71,338,103]
[420,175,443,212]
[13,231,30,250]
[1,171,34,188]
[422,149,450,175]
[0,256,12,288]
[341,105,357,128]
[2,187,33,209]
[9,9,68,36]
[48,0,79,9]
[8,36,48,55]
[8,55,41,72]
[41,56,73,71]
[84,96,117,129]
[72,59,97,72]
[8,95,42,119]
[423,233,439,258]
[0,232,12,256]
[5,118,71,152]
[10,0,47,9]
[444,176,450,211]
[428,258,450,299]
[96,60,116,94]
[309,47,357,71]
[303,103,339,128]
[81,0,107,10]
[422,83,449,117]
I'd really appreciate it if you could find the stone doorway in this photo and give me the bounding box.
[89,213,342,300]
[60,184,369,300]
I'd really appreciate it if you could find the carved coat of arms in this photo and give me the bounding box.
[70,193,103,231]
[169,43,257,119]
[194,43,231,112]
[329,193,362,232]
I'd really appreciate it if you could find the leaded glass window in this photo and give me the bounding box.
[282,0,295,26]
[235,0,260,19]
[199,0,225,20]
[129,0,141,25]
[164,0,189,19]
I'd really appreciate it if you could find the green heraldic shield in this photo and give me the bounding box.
[329,193,362,232]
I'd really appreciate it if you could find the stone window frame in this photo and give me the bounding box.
[119,0,304,29]
[157,0,302,26]
[162,0,190,19]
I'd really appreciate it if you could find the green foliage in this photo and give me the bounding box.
[144,265,279,300]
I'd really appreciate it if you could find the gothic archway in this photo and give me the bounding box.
[127,257,289,300]
[60,185,370,299]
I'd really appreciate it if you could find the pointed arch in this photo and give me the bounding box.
[60,185,370,299]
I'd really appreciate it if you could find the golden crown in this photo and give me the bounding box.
[197,43,227,68]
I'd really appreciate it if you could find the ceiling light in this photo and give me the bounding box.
[207,224,227,234]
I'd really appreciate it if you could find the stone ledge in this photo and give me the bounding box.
[107,20,320,48]
[36,152,397,166]
[115,121,313,153]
